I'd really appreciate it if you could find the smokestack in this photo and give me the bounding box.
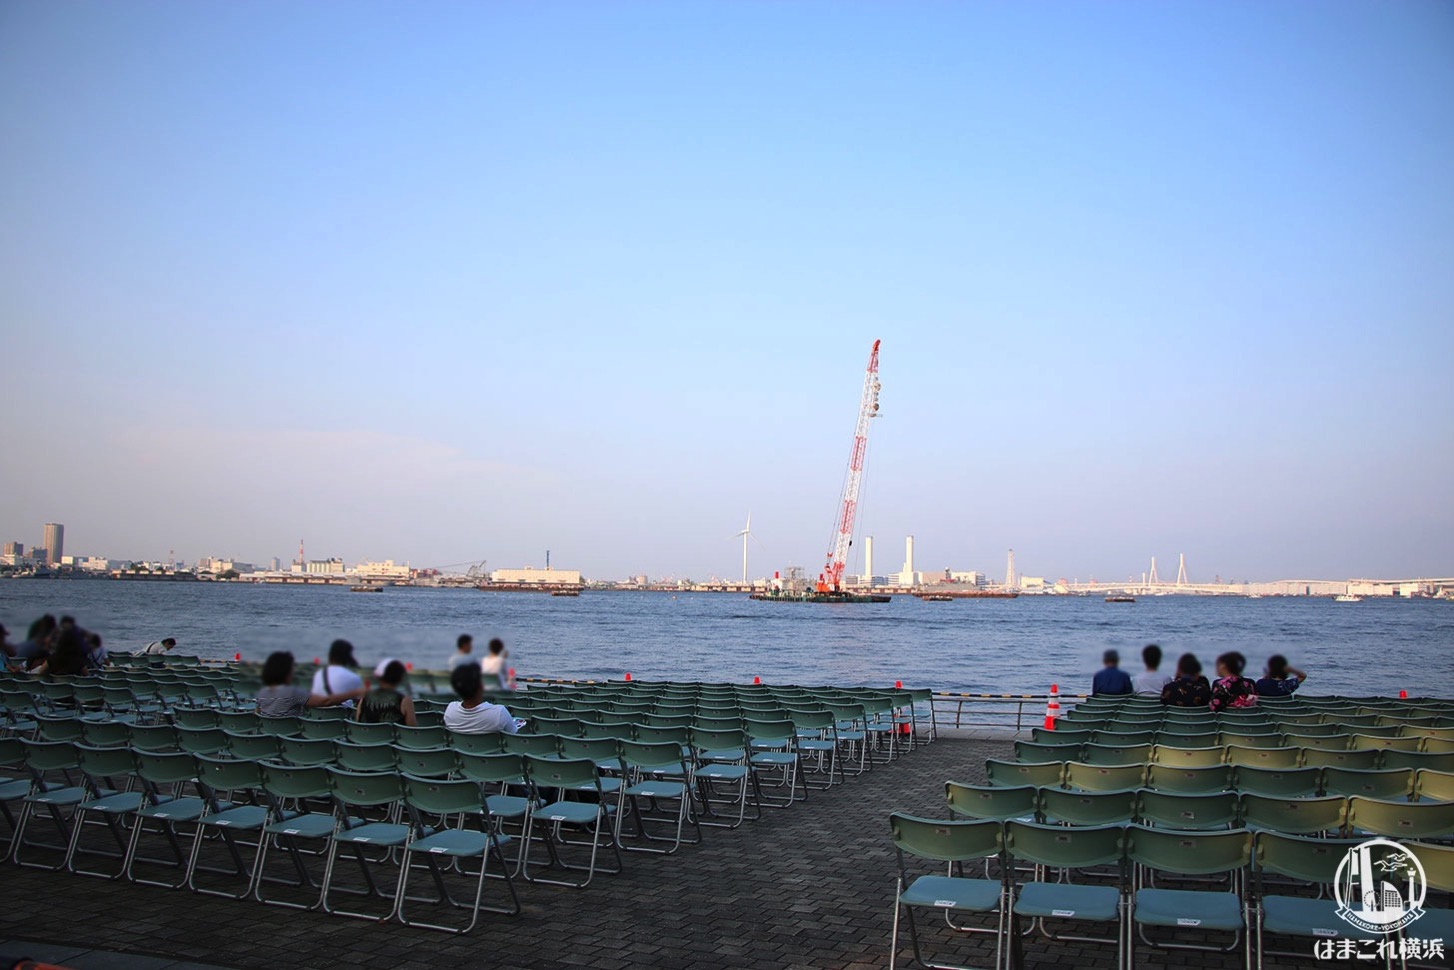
[904,535,915,580]
[864,535,874,582]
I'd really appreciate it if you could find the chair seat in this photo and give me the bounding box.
[695,764,748,782]
[900,874,1002,912]
[699,748,746,762]
[25,785,94,807]
[536,800,606,826]
[749,753,797,767]
[138,796,211,822]
[798,740,835,753]
[266,812,340,839]
[406,828,507,858]
[625,780,687,799]
[77,791,146,814]
[332,821,410,847]
[1261,895,1381,940]
[485,794,533,818]
[1134,888,1244,930]
[200,805,270,831]
[1015,882,1120,922]
[0,777,32,799]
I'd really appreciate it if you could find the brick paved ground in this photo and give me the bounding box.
[1,738,1287,969]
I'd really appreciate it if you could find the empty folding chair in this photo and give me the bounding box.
[250,762,339,909]
[393,745,459,779]
[318,767,410,921]
[9,739,92,869]
[946,782,1039,825]
[456,751,535,874]
[1065,762,1145,793]
[986,759,1064,789]
[688,727,759,829]
[1126,825,1253,968]
[520,755,622,888]
[1136,790,1240,831]
[1252,832,1380,967]
[1415,768,1454,803]
[887,813,1005,970]
[745,718,804,808]
[123,750,211,889]
[184,755,272,898]
[1005,820,1127,970]
[618,740,699,854]
[1144,764,1233,795]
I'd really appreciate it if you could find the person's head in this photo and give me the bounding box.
[161,637,177,650]
[1102,649,1120,669]
[1176,653,1202,679]
[1266,654,1289,679]
[87,633,102,649]
[378,660,407,687]
[51,628,87,665]
[488,638,506,657]
[60,615,76,630]
[261,651,296,687]
[450,661,484,703]
[456,634,473,653]
[1215,651,1246,678]
[1142,644,1162,671]
[328,639,357,667]
[28,614,56,641]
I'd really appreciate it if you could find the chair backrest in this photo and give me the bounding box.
[1224,745,1300,769]
[327,766,405,807]
[278,736,336,766]
[260,762,332,800]
[621,739,689,773]
[332,740,398,772]
[456,751,526,785]
[225,732,282,761]
[744,718,796,744]
[525,755,602,792]
[133,750,199,787]
[75,742,137,783]
[1239,793,1347,835]
[502,733,561,757]
[1016,740,1082,764]
[257,715,301,737]
[395,746,461,778]
[1254,831,1361,884]
[1065,761,1146,792]
[1081,743,1153,766]
[346,721,397,744]
[1411,840,1454,892]
[1232,766,1322,798]
[1005,819,1124,869]
[403,775,487,816]
[1126,824,1252,876]
[945,782,1039,822]
[393,726,450,750]
[295,719,349,741]
[1346,796,1454,840]
[1322,767,1413,800]
[559,736,624,766]
[19,738,80,772]
[633,724,691,745]
[1143,764,1233,795]
[1137,790,1240,830]
[194,754,265,794]
[1300,748,1380,770]
[986,759,1064,788]
[447,730,505,753]
[1415,768,1454,803]
[889,812,1001,863]
[81,720,131,747]
[1040,786,1138,826]
[1150,744,1227,769]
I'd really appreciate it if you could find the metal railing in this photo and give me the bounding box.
[930,692,1089,733]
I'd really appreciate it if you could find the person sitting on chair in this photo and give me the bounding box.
[443,663,520,735]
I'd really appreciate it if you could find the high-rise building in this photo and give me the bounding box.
[898,535,917,586]
[42,523,64,565]
[2,541,21,557]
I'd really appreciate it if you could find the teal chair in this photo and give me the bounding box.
[520,755,622,888]
[618,740,699,855]
[1126,825,1253,968]
[184,756,271,898]
[318,767,410,921]
[1252,832,1382,968]
[888,813,1005,970]
[124,750,211,889]
[10,739,92,869]
[1005,820,1126,970]
[63,743,146,878]
[251,762,338,910]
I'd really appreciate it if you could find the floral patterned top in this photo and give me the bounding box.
[1161,675,1212,707]
[1210,675,1259,712]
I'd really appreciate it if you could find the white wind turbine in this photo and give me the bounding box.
[735,512,752,584]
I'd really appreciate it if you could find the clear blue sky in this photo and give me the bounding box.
[3,1,1451,582]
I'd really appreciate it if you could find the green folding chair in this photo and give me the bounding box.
[1065,762,1145,793]
[123,750,210,889]
[1407,841,1454,961]
[1252,832,1381,968]
[332,741,398,773]
[1126,825,1252,968]
[447,730,505,754]
[278,736,336,767]
[1415,768,1454,803]
[746,718,804,808]
[184,755,271,898]
[1081,743,1153,767]
[251,762,339,910]
[688,727,759,829]
[1015,740,1082,765]
[888,813,1005,970]
[1300,747,1380,771]
[1005,820,1126,970]
[619,739,699,854]
[1346,796,1454,841]
[946,782,1039,824]
[456,751,535,875]
[318,767,410,920]
[395,775,520,932]
[62,743,145,878]
[1225,746,1299,770]
[9,739,92,869]
[1322,767,1414,801]
[520,755,622,888]
[393,725,450,750]
[1382,750,1454,773]
[1039,787,1137,827]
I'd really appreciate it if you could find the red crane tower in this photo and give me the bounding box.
[819,339,882,592]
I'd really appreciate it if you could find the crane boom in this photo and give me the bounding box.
[821,339,881,592]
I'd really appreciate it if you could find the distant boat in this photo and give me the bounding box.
[1105,595,1136,603]
[1334,593,1362,603]
[920,593,954,602]
[551,589,581,597]
[349,585,384,593]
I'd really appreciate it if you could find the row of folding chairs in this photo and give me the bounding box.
[946,779,1454,837]
[986,759,1454,803]
[888,814,1453,970]
[1015,739,1454,773]
[1037,721,1454,745]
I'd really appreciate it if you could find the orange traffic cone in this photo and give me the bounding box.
[1043,684,1060,731]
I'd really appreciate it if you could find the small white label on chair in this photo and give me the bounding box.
[551,815,568,821]
[1052,909,1076,917]
[356,837,370,842]
[283,828,300,835]
[430,847,448,853]
[934,900,956,908]
[1176,918,1201,927]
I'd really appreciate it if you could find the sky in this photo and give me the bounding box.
[2,1,1451,583]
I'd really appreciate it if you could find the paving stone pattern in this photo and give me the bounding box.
[1,738,1264,969]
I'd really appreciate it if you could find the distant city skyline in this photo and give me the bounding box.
[2,3,1450,582]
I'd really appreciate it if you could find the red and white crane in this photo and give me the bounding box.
[819,339,882,592]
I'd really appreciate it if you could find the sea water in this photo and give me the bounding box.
[2,582,1450,697]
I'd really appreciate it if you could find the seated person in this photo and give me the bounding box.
[448,634,474,670]
[1255,654,1307,697]
[1209,651,1259,711]
[444,663,520,735]
[310,639,365,708]
[481,637,514,691]
[1091,648,1133,695]
[357,660,418,726]
[1132,643,1171,695]
[1161,653,1213,707]
[256,651,366,717]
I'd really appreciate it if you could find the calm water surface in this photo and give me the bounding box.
[2,581,1451,697]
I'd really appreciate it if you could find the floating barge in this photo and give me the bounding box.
[750,591,892,604]
[913,590,1020,600]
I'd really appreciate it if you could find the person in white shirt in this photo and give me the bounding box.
[444,663,520,735]
[1132,643,1172,695]
[448,634,474,671]
[140,637,177,656]
[311,639,365,708]
[480,637,513,691]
